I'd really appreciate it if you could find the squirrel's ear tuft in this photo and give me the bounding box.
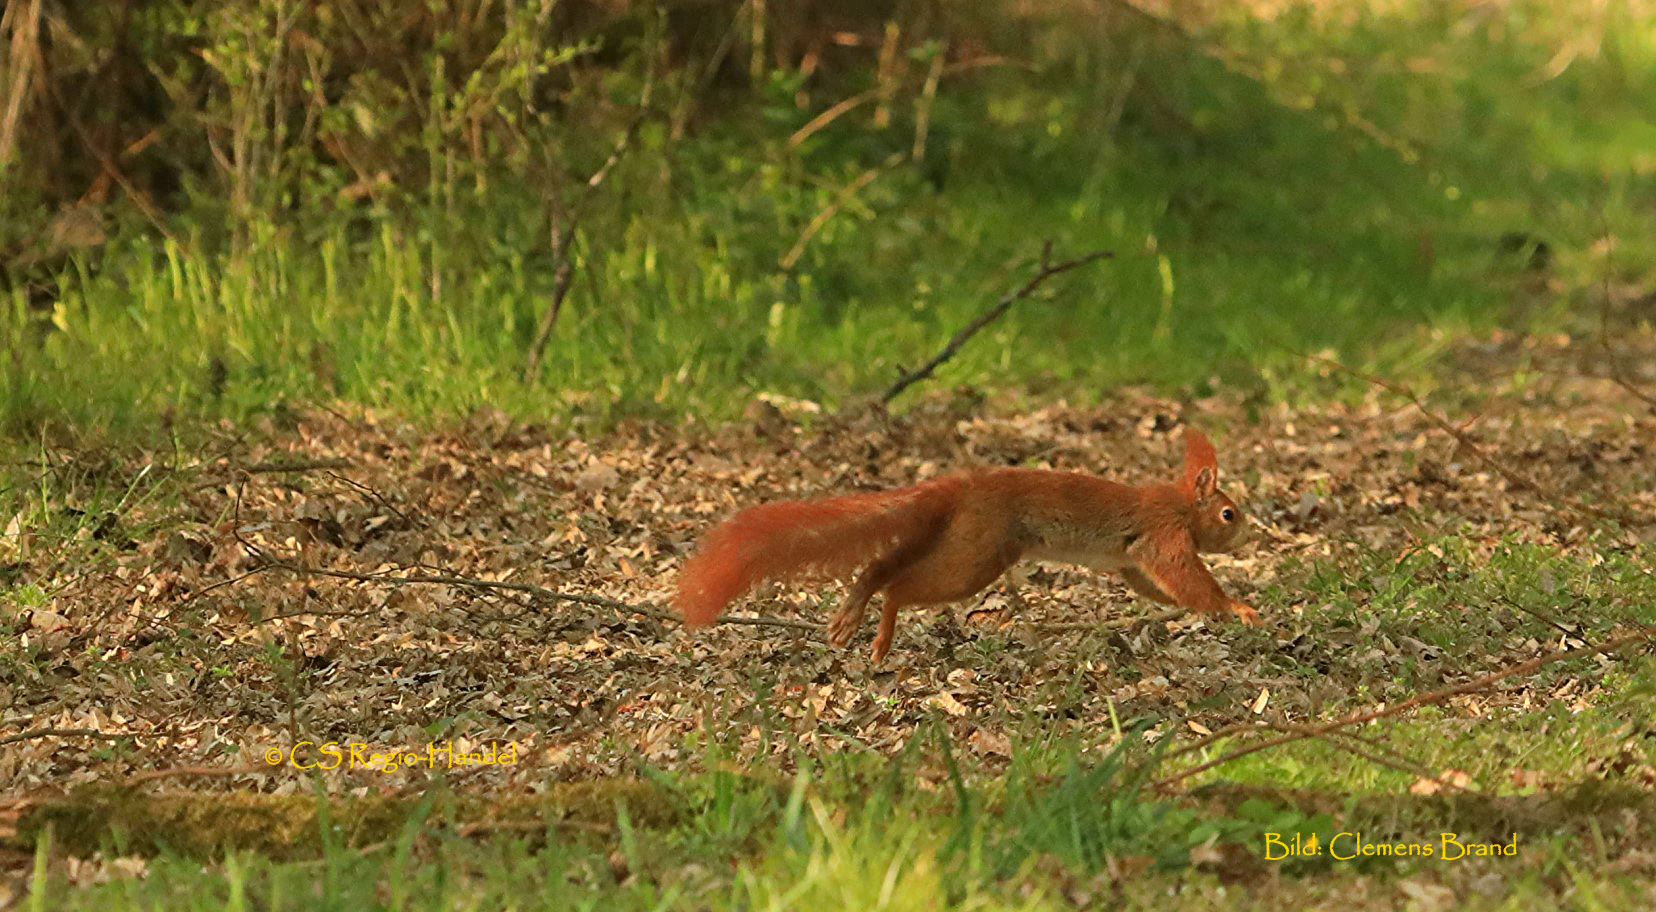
[1183,429,1219,498]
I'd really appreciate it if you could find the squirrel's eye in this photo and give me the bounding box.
[1220,508,1236,522]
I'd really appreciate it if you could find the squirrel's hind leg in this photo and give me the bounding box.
[829,542,931,650]
[872,543,1023,663]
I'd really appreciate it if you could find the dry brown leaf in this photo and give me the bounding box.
[927,692,969,717]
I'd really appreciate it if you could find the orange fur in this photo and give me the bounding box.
[674,429,1257,661]
[675,480,964,627]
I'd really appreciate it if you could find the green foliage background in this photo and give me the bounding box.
[1,0,1652,433]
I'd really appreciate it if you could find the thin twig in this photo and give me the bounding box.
[884,244,1115,404]
[788,87,883,149]
[182,566,270,602]
[40,64,182,250]
[779,56,1020,272]
[1494,592,1578,638]
[123,765,267,786]
[191,458,356,490]
[1270,721,1454,789]
[1323,728,1439,778]
[323,469,414,528]
[911,48,945,160]
[255,556,818,632]
[226,479,819,634]
[523,43,660,381]
[1595,219,1656,411]
[1152,620,1656,791]
[1032,606,1188,632]
[0,727,132,747]
[1301,351,1640,527]
[241,458,354,474]
[79,127,163,205]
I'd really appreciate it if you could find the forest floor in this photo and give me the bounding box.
[3,326,1653,909]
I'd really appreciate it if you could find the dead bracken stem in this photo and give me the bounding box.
[779,151,906,271]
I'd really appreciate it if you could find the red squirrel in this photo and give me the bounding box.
[675,429,1258,663]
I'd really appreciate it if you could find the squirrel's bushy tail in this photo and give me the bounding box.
[674,481,957,627]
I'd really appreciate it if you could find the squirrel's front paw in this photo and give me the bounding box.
[1228,601,1261,626]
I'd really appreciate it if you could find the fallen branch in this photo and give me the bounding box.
[1152,619,1656,791]
[883,243,1114,404]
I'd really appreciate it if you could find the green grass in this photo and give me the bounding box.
[4,0,1653,440]
[8,497,1655,906]
[12,518,1654,908]
[23,725,1655,910]
[5,375,1653,909]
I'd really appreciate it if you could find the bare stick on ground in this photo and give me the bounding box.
[223,485,817,633]
[247,554,821,635]
[884,243,1114,404]
[1151,619,1656,791]
[1299,351,1642,528]
[0,727,131,747]
[1031,605,1188,633]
